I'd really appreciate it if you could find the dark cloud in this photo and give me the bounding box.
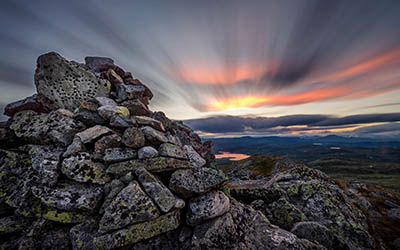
[185,113,400,134]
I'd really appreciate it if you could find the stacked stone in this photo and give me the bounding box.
[0,52,229,250]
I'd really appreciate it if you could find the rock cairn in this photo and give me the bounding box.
[0,52,231,250]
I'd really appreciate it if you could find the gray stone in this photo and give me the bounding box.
[109,115,134,129]
[63,136,86,158]
[100,179,125,214]
[159,143,188,160]
[184,145,206,168]
[99,181,160,233]
[76,125,112,144]
[103,147,137,163]
[132,115,165,131]
[94,210,180,250]
[35,52,110,111]
[10,110,85,146]
[117,84,146,101]
[121,99,151,116]
[4,94,52,117]
[0,215,31,236]
[138,146,158,159]
[74,109,106,127]
[186,190,230,226]
[62,152,111,184]
[122,127,145,148]
[70,219,97,250]
[29,145,63,187]
[97,105,130,120]
[134,167,176,213]
[141,126,168,145]
[31,182,103,212]
[85,56,114,72]
[169,168,226,198]
[94,134,121,153]
[95,96,117,107]
[388,208,400,219]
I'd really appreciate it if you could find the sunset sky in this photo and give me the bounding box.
[1,0,400,137]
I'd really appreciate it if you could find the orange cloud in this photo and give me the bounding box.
[208,87,348,111]
[173,63,276,85]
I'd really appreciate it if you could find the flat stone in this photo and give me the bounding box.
[4,94,51,117]
[103,147,137,163]
[98,105,130,120]
[121,99,151,116]
[63,136,86,158]
[109,115,134,129]
[184,145,206,168]
[117,84,146,101]
[41,209,89,224]
[29,145,63,187]
[99,181,160,233]
[76,125,112,144]
[159,143,188,160]
[70,220,97,250]
[74,106,106,127]
[138,146,158,159]
[134,167,176,213]
[35,52,111,111]
[62,152,111,184]
[94,210,180,249]
[94,134,121,153]
[186,190,230,226]
[85,56,114,72]
[169,168,227,198]
[141,126,168,145]
[10,110,85,146]
[291,221,339,250]
[0,215,31,236]
[107,68,123,84]
[31,182,103,213]
[106,157,190,177]
[100,180,125,214]
[132,115,165,131]
[95,96,117,107]
[122,127,145,148]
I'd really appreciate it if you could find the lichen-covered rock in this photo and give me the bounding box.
[169,168,226,198]
[103,147,137,163]
[132,115,165,132]
[62,152,111,184]
[94,210,180,250]
[138,146,158,159]
[141,126,168,145]
[74,102,106,127]
[0,215,31,236]
[94,134,121,153]
[158,143,188,160]
[122,127,145,148]
[186,190,230,226]
[31,183,103,212]
[99,181,160,233]
[70,219,98,250]
[35,52,110,111]
[42,209,89,224]
[134,167,176,213]
[63,136,86,158]
[100,180,125,214]
[29,145,63,187]
[76,125,112,144]
[97,105,130,120]
[10,110,85,146]
[184,145,206,168]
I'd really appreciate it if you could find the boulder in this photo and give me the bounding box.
[109,115,134,129]
[122,127,145,148]
[141,126,168,145]
[184,145,206,168]
[138,146,158,159]
[134,167,176,213]
[74,102,106,127]
[63,136,86,157]
[31,183,103,213]
[94,134,121,153]
[159,143,188,160]
[61,152,111,184]
[29,145,63,187]
[35,52,110,111]
[75,125,112,144]
[169,168,226,198]
[4,94,52,117]
[97,105,129,120]
[117,84,146,101]
[121,99,151,116]
[186,190,230,226]
[103,147,137,163]
[99,181,160,233]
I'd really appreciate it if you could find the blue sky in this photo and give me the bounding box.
[1,0,400,137]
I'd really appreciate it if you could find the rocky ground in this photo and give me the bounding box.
[0,52,399,250]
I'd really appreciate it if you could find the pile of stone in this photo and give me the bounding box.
[0,52,231,250]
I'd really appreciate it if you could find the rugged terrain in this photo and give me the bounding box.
[0,52,399,250]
